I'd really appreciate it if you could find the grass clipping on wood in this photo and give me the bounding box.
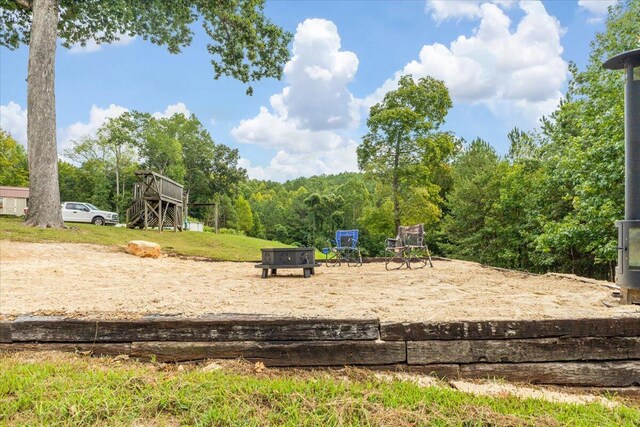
[1,352,638,427]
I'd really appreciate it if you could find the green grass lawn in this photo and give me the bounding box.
[1,353,638,427]
[0,216,297,261]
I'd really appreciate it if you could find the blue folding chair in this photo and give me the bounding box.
[322,229,363,267]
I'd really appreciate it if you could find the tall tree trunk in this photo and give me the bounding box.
[24,0,64,228]
[114,147,120,213]
[392,134,401,232]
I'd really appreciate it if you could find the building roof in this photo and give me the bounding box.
[0,186,29,198]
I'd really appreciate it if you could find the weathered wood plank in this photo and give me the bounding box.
[0,343,131,357]
[381,317,640,341]
[459,361,640,387]
[592,387,640,398]
[130,341,406,365]
[10,316,380,342]
[363,364,460,379]
[408,337,640,364]
[0,322,11,343]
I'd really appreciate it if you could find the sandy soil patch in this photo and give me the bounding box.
[372,372,620,408]
[1,240,639,321]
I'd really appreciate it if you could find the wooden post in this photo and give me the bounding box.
[182,191,188,233]
[144,201,148,230]
[158,199,163,232]
[215,202,219,234]
[175,205,179,232]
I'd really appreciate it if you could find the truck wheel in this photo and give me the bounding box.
[92,216,105,226]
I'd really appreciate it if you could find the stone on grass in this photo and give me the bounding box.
[126,240,161,259]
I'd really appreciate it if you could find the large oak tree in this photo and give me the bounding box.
[0,0,291,227]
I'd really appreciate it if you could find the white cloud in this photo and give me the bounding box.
[151,102,191,119]
[367,1,567,124]
[238,141,358,182]
[232,107,359,181]
[232,19,360,181]
[2,101,194,156]
[233,107,344,154]
[69,34,136,54]
[425,0,514,22]
[280,19,360,131]
[60,104,129,151]
[0,101,28,146]
[586,16,604,24]
[60,102,190,153]
[578,0,616,15]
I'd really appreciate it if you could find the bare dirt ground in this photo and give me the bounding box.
[1,240,639,321]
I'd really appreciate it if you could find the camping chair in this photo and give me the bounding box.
[384,224,433,270]
[322,229,363,267]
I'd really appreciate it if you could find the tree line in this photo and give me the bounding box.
[1,0,637,280]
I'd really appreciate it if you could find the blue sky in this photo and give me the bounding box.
[0,0,616,181]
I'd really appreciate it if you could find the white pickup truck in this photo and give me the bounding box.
[61,202,119,226]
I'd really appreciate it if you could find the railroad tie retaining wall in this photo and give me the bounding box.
[1,316,639,387]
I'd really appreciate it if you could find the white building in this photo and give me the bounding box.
[0,186,29,216]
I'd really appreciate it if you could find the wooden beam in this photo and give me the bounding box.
[407,337,640,364]
[144,200,148,230]
[459,361,640,387]
[381,317,640,341]
[0,343,131,357]
[362,363,460,379]
[9,316,380,342]
[0,323,11,343]
[130,340,406,365]
[148,201,159,220]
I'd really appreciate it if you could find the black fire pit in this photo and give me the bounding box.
[255,248,321,278]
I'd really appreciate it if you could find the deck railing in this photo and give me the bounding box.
[127,170,185,231]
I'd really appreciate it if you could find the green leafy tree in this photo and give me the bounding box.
[96,113,144,213]
[273,224,289,243]
[64,126,138,215]
[334,176,371,228]
[485,159,544,271]
[57,158,112,209]
[249,211,266,239]
[357,74,456,230]
[138,116,187,182]
[57,160,81,203]
[217,194,238,230]
[442,139,506,263]
[234,195,254,234]
[534,0,639,278]
[207,143,247,200]
[0,129,29,186]
[358,197,395,256]
[507,127,538,162]
[1,0,292,227]
[303,192,345,244]
[81,111,247,218]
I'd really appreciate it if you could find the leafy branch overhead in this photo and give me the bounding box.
[0,0,293,94]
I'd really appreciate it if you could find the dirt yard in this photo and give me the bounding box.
[1,240,639,322]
